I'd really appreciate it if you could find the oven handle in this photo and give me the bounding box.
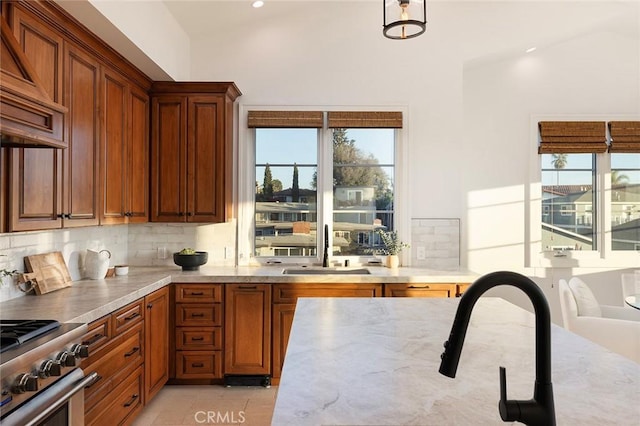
[26,371,99,426]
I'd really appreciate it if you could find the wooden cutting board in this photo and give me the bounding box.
[24,251,72,295]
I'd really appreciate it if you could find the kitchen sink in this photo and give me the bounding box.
[281,267,371,275]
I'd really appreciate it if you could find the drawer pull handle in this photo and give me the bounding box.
[191,336,205,341]
[124,347,140,357]
[83,333,105,346]
[123,394,139,407]
[192,363,205,368]
[408,285,430,289]
[124,312,140,321]
[191,313,205,317]
[85,374,102,388]
[189,291,204,296]
[239,286,257,290]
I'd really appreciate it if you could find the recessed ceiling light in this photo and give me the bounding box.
[525,47,537,53]
[252,1,264,8]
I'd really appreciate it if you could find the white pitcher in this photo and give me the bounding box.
[85,249,111,280]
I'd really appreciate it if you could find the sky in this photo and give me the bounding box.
[255,128,395,190]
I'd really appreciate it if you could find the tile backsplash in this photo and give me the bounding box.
[1,218,456,301]
[0,220,236,301]
[410,218,460,269]
[0,225,129,301]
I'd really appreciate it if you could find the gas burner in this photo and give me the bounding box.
[0,320,60,353]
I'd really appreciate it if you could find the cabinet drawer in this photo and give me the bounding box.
[273,283,383,304]
[81,315,111,359]
[175,351,222,379]
[175,284,223,303]
[84,323,143,403]
[175,304,222,326]
[384,283,456,298]
[112,299,144,335]
[86,365,144,426]
[176,327,222,350]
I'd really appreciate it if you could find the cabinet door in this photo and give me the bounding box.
[224,284,271,375]
[151,95,187,222]
[127,86,149,223]
[272,303,295,379]
[145,287,169,403]
[7,8,63,231]
[63,42,100,227]
[187,95,225,222]
[100,68,128,224]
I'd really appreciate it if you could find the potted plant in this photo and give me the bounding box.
[375,230,409,268]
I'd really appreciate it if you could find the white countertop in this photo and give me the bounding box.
[0,266,478,324]
[272,297,640,425]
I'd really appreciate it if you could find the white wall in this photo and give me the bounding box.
[186,1,639,320]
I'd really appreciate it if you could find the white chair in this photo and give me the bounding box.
[621,272,640,307]
[558,277,640,363]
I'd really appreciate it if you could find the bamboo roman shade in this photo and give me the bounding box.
[608,121,640,153]
[247,111,323,128]
[327,111,403,128]
[538,121,607,154]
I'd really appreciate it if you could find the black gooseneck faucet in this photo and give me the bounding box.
[438,271,556,426]
[322,224,329,267]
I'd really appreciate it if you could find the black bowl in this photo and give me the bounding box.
[173,251,208,271]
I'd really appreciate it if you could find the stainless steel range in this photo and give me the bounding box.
[0,319,97,426]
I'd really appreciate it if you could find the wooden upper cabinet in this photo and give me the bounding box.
[188,96,225,222]
[150,95,187,222]
[63,42,100,227]
[150,82,241,223]
[100,68,149,225]
[6,7,63,231]
[127,85,149,223]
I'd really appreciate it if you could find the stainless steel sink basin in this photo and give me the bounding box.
[282,267,371,275]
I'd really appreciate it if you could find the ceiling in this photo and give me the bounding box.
[53,0,639,80]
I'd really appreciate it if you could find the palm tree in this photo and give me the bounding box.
[551,153,568,169]
[611,170,629,186]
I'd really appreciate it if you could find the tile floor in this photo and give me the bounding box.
[132,385,277,426]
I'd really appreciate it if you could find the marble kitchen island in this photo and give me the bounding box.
[272,297,639,425]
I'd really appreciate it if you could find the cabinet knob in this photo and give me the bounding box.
[178,212,184,216]
[147,303,153,309]
[187,212,193,216]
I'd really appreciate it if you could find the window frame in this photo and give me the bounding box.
[237,105,410,266]
[528,115,640,268]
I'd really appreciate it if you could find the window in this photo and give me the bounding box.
[532,119,640,266]
[610,153,640,251]
[541,154,596,251]
[249,110,402,262]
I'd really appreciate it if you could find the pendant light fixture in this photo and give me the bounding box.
[383,0,426,40]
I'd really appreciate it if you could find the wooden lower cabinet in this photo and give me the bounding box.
[83,321,143,425]
[224,284,271,375]
[384,283,457,298]
[144,287,169,402]
[80,290,168,425]
[86,365,144,426]
[172,283,224,382]
[271,283,383,381]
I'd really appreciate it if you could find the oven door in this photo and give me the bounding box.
[1,369,98,426]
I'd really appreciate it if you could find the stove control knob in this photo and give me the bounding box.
[39,360,61,378]
[56,350,76,367]
[13,373,38,393]
[70,343,89,358]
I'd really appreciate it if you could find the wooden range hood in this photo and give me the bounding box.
[0,14,67,148]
